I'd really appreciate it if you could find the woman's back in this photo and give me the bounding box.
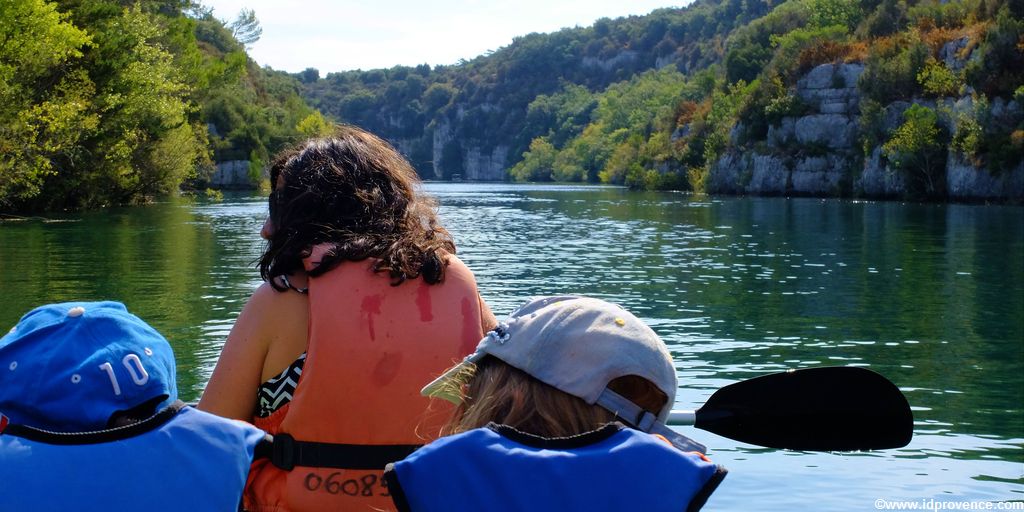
[245,256,488,511]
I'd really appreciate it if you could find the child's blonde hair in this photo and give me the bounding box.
[444,355,667,438]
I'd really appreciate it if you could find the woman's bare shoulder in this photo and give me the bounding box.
[198,280,309,418]
[247,279,310,379]
[248,278,308,309]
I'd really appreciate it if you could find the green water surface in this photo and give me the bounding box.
[1,184,1021,509]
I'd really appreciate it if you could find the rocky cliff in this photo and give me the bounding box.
[428,118,508,181]
[707,60,1023,202]
[210,160,255,189]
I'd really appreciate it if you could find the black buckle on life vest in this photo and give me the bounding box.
[271,433,297,471]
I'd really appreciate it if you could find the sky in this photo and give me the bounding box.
[200,0,689,74]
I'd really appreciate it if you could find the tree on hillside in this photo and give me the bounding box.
[298,67,320,84]
[0,0,93,207]
[2,0,206,211]
[58,4,206,210]
[883,104,946,198]
[1,0,320,212]
[228,8,261,48]
[296,111,334,138]
[509,138,557,181]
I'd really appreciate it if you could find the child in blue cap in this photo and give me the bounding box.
[0,301,267,512]
[385,296,726,512]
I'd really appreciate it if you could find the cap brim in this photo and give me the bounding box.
[420,351,486,405]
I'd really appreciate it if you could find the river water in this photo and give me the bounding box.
[1,183,1021,509]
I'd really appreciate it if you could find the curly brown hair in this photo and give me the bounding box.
[258,125,455,289]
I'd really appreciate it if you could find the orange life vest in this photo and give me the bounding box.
[244,255,486,512]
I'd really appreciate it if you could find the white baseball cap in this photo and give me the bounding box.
[423,295,705,453]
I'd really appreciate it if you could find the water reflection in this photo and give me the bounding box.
[1,184,1021,506]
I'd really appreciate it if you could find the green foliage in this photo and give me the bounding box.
[860,31,930,104]
[859,98,887,157]
[765,90,809,123]
[556,125,614,182]
[227,8,261,48]
[859,0,907,38]
[729,0,813,53]
[963,8,1024,96]
[0,0,93,204]
[883,105,941,163]
[6,0,1016,205]
[599,134,643,185]
[769,24,850,76]
[950,94,1024,173]
[422,83,455,112]
[702,80,757,168]
[522,83,597,148]
[1,1,204,211]
[882,104,947,197]
[1,0,316,212]
[906,0,979,29]
[296,111,334,138]
[511,68,692,186]
[509,138,557,181]
[596,68,687,134]
[726,42,772,84]
[247,149,264,185]
[917,59,962,97]
[196,23,319,165]
[298,67,320,84]
[204,187,224,201]
[425,0,1017,193]
[807,0,862,28]
[952,112,983,158]
[739,74,808,141]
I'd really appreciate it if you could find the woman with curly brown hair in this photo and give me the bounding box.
[199,125,496,512]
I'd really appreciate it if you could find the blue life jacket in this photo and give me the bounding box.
[0,401,266,512]
[384,422,726,512]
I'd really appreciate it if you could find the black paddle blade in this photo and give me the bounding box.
[694,366,913,451]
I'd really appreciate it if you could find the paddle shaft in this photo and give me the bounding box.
[668,410,697,425]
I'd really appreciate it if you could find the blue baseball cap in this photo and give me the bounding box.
[0,301,177,432]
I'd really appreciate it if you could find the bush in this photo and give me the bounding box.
[769,24,850,78]
[951,113,983,159]
[295,111,334,138]
[687,165,710,193]
[882,104,947,197]
[808,0,863,28]
[726,41,772,83]
[508,138,556,181]
[917,59,963,97]
[860,0,907,38]
[860,32,930,103]
[858,98,886,157]
[963,9,1024,96]
[599,135,643,184]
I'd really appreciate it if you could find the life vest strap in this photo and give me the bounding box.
[0,401,184,445]
[262,433,421,471]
